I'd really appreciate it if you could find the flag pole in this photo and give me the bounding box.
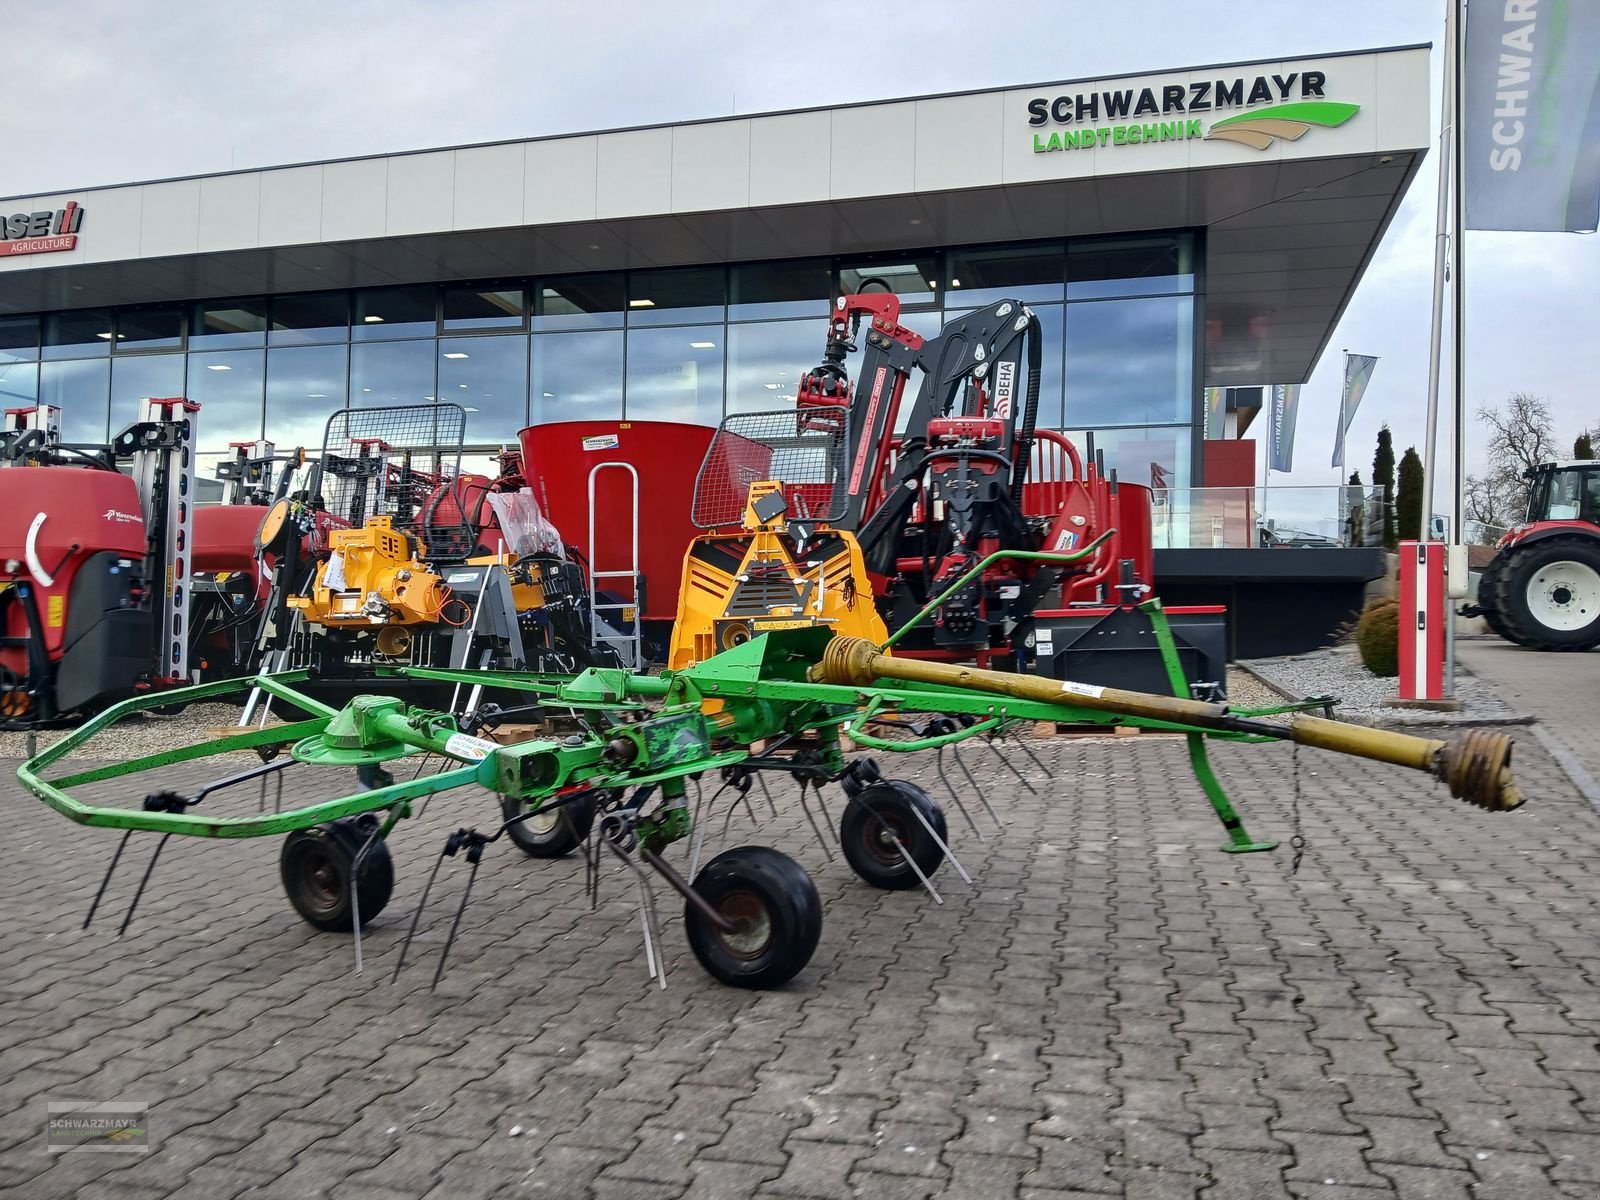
[1446,0,1468,696]
[1261,423,1271,538]
[1420,0,1457,548]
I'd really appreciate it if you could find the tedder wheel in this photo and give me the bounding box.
[500,793,597,858]
[839,780,948,891]
[279,816,394,932]
[1491,537,1600,651]
[685,846,822,989]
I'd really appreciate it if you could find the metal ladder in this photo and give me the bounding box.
[587,461,642,669]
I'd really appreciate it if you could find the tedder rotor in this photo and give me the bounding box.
[19,549,1524,991]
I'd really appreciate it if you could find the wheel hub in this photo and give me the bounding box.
[302,850,342,910]
[863,814,908,866]
[1526,559,1600,631]
[522,808,560,836]
[715,889,772,959]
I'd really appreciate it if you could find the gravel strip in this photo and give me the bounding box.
[1240,643,1533,727]
[0,701,272,761]
[1223,665,1286,714]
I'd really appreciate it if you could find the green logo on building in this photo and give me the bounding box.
[1031,99,1360,155]
[1204,101,1360,149]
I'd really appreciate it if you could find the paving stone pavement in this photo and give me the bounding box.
[2,721,1600,1199]
[1453,639,1599,795]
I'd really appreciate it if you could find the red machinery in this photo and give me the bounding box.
[789,291,1163,667]
[790,291,1223,687]
[520,420,717,653]
[1,400,206,724]
[509,295,1223,687]
[1462,460,1600,650]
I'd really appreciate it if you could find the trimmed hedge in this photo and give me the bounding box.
[1355,597,1400,678]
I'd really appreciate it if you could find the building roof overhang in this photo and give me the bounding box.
[0,45,1430,388]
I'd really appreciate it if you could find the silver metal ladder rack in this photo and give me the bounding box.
[587,461,642,669]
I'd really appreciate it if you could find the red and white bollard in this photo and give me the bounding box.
[1399,540,1446,700]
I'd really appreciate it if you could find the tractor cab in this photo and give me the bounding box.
[1524,461,1600,527]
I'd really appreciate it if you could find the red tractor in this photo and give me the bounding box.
[1464,460,1600,651]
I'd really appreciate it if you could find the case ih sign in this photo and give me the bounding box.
[1,201,83,256]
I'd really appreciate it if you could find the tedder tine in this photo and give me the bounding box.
[756,772,780,819]
[688,782,731,879]
[431,833,489,992]
[83,831,133,930]
[393,839,453,984]
[1002,722,1052,780]
[951,744,1003,830]
[811,783,833,833]
[349,821,386,977]
[908,799,973,887]
[978,731,1037,794]
[117,834,172,937]
[603,837,667,989]
[794,781,836,861]
[933,747,984,841]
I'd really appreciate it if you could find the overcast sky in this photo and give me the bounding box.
[8,0,1597,496]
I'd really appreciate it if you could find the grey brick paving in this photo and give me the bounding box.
[2,716,1599,1199]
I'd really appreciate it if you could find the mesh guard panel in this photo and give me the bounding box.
[317,404,471,557]
[690,407,848,530]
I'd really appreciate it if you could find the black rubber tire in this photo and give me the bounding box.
[280,816,394,932]
[501,793,596,858]
[685,846,822,989]
[838,780,948,891]
[1473,554,1531,645]
[1489,537,1600,651]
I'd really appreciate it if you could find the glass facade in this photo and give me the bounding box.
[2,233,1199,486]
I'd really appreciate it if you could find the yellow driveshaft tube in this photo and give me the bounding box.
[813,636,1522,813]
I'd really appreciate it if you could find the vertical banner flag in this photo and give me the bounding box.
[1202,387,1226,439]
[1464,0,1600,232]
[1331,354,1378,469]
[1269,384,1301,472]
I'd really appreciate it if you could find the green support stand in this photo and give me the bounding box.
[1142,599,1278,854]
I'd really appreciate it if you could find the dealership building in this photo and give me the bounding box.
[0,46,1429,645]
[0,45,1430,469]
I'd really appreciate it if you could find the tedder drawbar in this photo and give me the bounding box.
[19,550,1525,991]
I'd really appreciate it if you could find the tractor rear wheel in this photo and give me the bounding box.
[1490,536,1600,651]
[1472,553,1532,645]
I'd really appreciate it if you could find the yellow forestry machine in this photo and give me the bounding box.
[256,404,624,685]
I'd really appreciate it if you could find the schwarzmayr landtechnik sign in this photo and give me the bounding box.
[1027,69,1358,153]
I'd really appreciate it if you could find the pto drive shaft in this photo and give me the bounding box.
[813,637,1522,813]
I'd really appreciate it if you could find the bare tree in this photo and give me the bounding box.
[1464,471,1514,534]
[1475,392,1557,522]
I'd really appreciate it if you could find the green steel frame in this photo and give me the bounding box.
[18,594,1325,855]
